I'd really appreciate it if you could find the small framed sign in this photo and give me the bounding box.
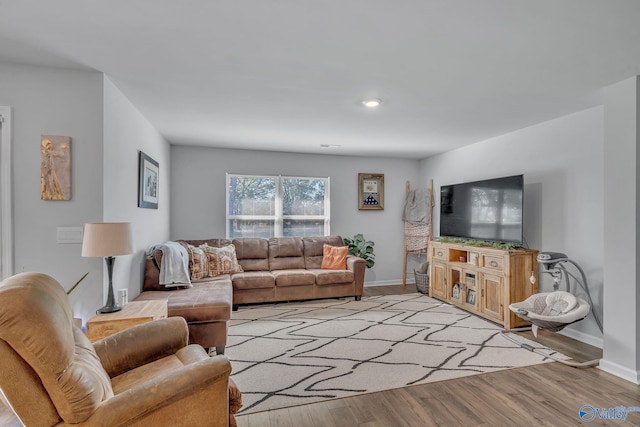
[466,289,476,306]
[138,151,159,209]
[358,173,384,210]
[469,252,479,266]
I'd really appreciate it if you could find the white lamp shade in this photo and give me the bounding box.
[81,222,134,257]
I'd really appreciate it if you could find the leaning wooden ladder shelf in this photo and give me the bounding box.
[402,179,434,286]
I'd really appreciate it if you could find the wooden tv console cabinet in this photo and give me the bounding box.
[427,241,539,329]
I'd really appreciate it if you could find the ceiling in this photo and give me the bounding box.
[1,1,640,159]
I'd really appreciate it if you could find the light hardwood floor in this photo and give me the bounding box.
[236,284,640,427]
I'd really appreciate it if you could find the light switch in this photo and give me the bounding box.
[57,226,83,244]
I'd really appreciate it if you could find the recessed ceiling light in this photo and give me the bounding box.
[362,99,381,108]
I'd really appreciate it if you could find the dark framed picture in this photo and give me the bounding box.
[358,173,384,210]
[138,151,159,209]
[466,289,476,306]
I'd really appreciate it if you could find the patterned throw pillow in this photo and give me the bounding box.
[200,244,244,276]
[320,244,348,270]
[186,244,208,280]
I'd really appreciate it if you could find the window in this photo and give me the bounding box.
[226,174,330,238]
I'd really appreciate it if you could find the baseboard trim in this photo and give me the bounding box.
[598,358,640,384]
[364,280,415,287]
[559,328,603,349]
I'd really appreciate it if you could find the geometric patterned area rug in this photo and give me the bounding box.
[226,293,565,415]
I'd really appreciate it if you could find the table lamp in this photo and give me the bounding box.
[81,222,133,313]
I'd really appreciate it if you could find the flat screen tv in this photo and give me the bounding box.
[440,174,524,245]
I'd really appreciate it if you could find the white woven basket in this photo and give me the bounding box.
[404,222,430,252]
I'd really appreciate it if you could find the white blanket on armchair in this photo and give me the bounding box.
[149,241,191,287]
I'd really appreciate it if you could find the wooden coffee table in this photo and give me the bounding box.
[85,299,168,342]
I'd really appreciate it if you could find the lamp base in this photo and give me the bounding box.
[97,303,122,314]
[98,256,123,314]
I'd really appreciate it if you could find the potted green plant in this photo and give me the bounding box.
[343,233,375,268]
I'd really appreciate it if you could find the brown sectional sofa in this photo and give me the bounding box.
[135,235,365,354]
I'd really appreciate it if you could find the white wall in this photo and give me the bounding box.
[600,76,640,383]
[103,77,171,300]
[420,106,605,346]
[170,146,421,284]
[0,62,104,323]
[0,65,170,323]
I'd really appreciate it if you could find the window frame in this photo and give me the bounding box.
[226,173,330,238]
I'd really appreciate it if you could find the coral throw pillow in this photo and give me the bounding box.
[200,244,244,276]
[321,244,348,270]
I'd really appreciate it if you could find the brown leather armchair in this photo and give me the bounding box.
[0,272,232,426]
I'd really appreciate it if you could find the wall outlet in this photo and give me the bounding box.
[118,289,128,306]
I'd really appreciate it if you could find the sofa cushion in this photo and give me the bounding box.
[233,238,270,271]
[201,244,243,276]
[272,269,316,287]
[310,269,355,286]
[269,237,305,270]
[303,236,345,269]
[321,244,348,270]
[186,244,208,280]
[144,254,166,292]
[231,271,275,290]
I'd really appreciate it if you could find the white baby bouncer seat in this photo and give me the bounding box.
[501,252,602,368]
[509,291,590,337]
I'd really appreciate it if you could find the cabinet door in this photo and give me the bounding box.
[480,273,504,323]
[430,262,447,299]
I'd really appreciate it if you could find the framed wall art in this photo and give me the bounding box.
[358,173,384,210]
[40,135,71,201]
[138,151,159,209]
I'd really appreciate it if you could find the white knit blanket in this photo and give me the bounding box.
[150,241,191,287]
